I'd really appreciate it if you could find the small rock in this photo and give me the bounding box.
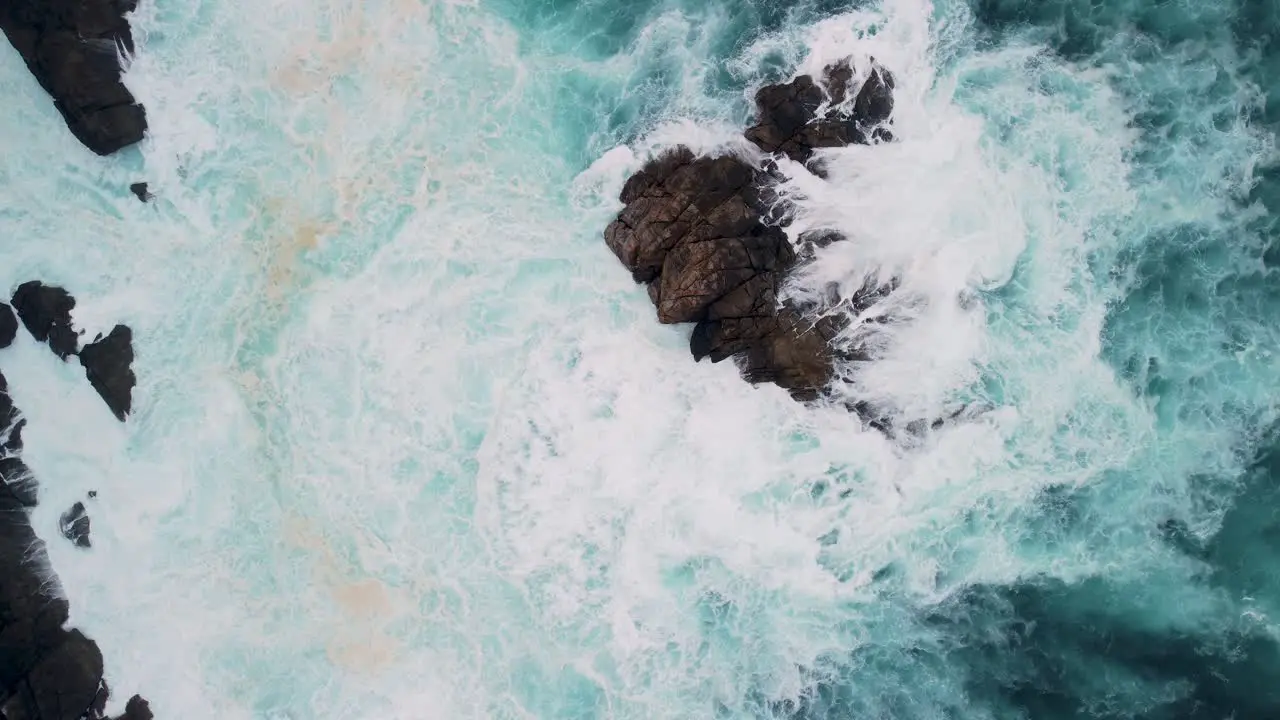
[11,281,78,359]
[60,502,91,548]
[79,325,135,421]
[129,182,150,202]
[115,695,154,720]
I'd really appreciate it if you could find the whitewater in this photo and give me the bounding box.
[2,0,1279,717]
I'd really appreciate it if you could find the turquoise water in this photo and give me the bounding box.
[0,0,1278,717]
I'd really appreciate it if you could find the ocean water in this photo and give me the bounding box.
[0,0,1278,717]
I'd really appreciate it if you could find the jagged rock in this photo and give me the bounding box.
[605,148,836,398]
[744,59,896,165]
[129,182,150,203]
[0,0,147,155]
[11,282,78,359]
[0,304,16,349]
[59,502,90,549]
[80,325,135,421]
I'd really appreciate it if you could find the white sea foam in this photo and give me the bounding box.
[0,0,1270,716]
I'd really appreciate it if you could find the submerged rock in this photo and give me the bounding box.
[12,281,78,359]
[604,59,898,401]
[60,501,91,548]
[0,0,148,155]
[80,325,135,421]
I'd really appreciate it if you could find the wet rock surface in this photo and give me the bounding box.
[605,59,897,400]
[59,502,91,549]
[0,0,148,154]
[744,59,895,166]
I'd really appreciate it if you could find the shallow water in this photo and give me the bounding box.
[1,0,1278,717]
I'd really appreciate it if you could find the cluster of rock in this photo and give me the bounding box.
[0,0,147,154]
[0,286,149,719]
[2,0,154,706]
[12,282,136,421]
[604,60,895,400]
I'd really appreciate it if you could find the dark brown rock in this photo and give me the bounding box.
[80,325,135,421]
[0,0,147,155]
[129,182,150,203]
[11,282,78,359]
[606,149,835,398]
[605,60,899,402]
[744,59,896,164]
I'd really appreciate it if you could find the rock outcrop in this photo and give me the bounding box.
[80,326,135,421]
[0,371,150,719]
[12,282,78,359]
[744,60,894,167]
[10,283,136,421]
[0,0,148,155]
[605,59,896,400]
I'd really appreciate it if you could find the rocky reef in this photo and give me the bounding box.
[0,291,150,719]
[604,60,895,400]
[0,0,148,155]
